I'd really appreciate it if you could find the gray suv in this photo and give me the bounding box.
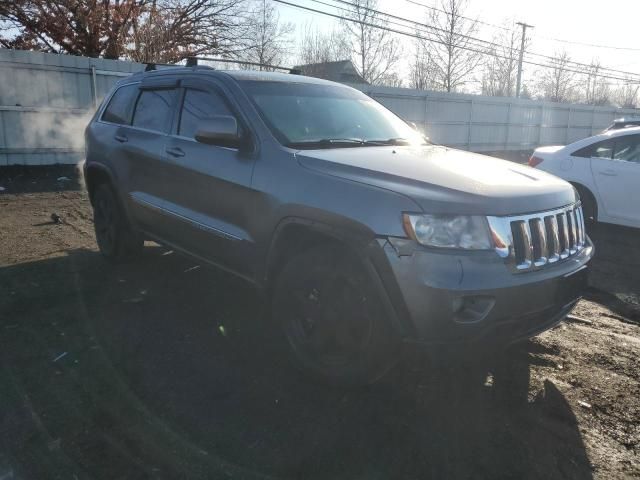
[84,66,593,386]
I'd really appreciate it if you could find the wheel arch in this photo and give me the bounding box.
[85,162,117,205]
[569,181,598,221]
[264,217,414,337]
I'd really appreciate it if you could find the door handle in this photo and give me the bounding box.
[166,147,185,158]
[114,134,128,143]
[599,169,617,176]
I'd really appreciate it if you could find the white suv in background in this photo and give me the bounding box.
[529,127,640,229]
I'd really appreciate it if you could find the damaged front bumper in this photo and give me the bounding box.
[377,236,593,344]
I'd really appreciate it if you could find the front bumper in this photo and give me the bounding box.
[378,237,593,344]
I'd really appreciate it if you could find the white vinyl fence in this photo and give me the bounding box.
[0,48,638,165]
[354,84,640,153]
[0,49,144,166]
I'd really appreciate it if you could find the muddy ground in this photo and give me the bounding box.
[0,167,639,479]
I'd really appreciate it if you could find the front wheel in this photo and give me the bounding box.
[272,245,400,387]
[93,183,142,261]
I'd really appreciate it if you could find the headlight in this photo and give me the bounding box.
[402,214,492,250]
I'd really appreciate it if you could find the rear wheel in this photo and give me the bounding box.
[93,183,142,261]
[272,245,400,387]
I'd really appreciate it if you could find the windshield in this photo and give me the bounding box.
[239,80,426,148]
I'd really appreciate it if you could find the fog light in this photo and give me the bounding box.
[452,296,495,324]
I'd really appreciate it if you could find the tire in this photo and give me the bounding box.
[272,245,400,387]
[92,183,142,261]
[574,185,597,224]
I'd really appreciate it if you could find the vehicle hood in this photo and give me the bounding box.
[296,145,577,216]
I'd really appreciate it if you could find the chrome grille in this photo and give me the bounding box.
[487,203,587,273]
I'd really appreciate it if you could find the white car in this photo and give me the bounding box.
[529,127,640,229]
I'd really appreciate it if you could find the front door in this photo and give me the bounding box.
[160,79,258,277]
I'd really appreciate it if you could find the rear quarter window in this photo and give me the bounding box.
[101,84,138,125]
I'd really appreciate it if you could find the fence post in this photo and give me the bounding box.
[566,106,572,144]
[538,103,545,146]
[505,102,512,151]
[467,98,474,150]
[90,65,98,108]
[424,93,428,135]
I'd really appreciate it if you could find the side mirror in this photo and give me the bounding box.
[195,115,240,147]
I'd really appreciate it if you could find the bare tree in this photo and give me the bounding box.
[409,41,440,90]
[615,80,640,109]
[584,60,612,106]
[536,51,579,103]
[239,0,294,70]
[481,24,525,97]
[297,24,350,65]
[520,83,532,100]
[378,72,403,88]
[418,0,483,92]
[341,0,401,85]
[128,0,256,64]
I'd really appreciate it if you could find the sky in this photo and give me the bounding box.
[275,0,640,90]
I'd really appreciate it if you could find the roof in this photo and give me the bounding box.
[292,60,369,85]
[613,117,640,122]
[565,125,640,151]
[122,66,349,88]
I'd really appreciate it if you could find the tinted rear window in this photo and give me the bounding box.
[132,89,176,133]
[101,84,138,125]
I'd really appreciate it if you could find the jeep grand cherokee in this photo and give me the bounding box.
[84,67,593,386]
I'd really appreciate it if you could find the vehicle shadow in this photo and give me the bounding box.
[0,247,593,479]
[587,222,640,320]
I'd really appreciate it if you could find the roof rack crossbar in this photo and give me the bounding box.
[189,57,295,73]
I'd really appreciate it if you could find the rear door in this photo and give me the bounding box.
[161,77,258,277]
[119,79,179,234]
[590,134,640,226]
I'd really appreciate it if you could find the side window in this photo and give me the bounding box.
[178,88,234,139]
[101,84,138,124]
[572,140,614,159]
[613,135,640,163]
[132,89,176,133]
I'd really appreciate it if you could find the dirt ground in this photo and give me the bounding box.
[1,167,639,479]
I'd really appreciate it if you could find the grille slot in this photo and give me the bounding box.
[489,204,586,273]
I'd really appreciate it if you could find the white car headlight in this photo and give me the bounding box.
[402,214,493,250]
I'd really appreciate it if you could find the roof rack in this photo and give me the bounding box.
[144,57,300,75]
[186,57,297,74]
[144,62,181,71]
[144,60,213,72]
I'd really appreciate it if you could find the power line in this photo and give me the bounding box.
[274,0,640,84]
[399,0,512,32]
[399,0,640,53]
[533,33,640,53]
[325,0,640,78]
[300,0,640,81]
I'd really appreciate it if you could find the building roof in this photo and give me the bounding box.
[292,60,368,85]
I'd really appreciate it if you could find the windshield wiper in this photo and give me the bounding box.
[285,138,367,149]
[285,137,423,149]
[363,137,413,146]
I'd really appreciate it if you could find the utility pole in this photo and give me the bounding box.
[515,22,534,98]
